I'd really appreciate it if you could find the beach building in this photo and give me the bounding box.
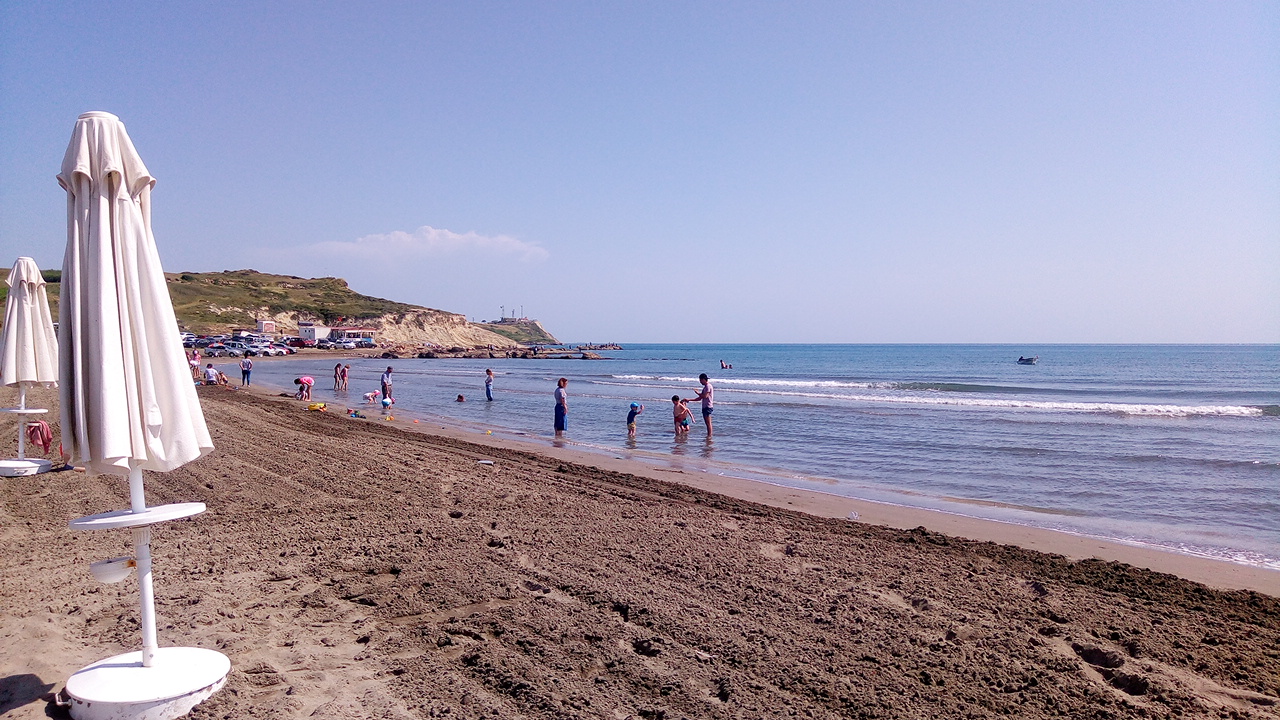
[299,322,330,342]
[329,326,377,342]
[256,319,276,334]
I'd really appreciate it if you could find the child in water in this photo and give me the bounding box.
[671,395,692,435]
[627,402,644,437]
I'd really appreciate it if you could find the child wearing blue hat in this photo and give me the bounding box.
[626,402,644,437]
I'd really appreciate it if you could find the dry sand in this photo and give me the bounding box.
[1,386,1278,719]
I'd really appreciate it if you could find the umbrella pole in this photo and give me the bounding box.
[129,464,159,667]
[16,386,25,459]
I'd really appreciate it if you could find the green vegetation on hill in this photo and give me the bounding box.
[476,320,559,345]
[164,269,417,331]
[5,268,557,343]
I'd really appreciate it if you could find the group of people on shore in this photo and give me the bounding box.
[555,372,714,439]
[279,361,717,441]
[189,349,256,388]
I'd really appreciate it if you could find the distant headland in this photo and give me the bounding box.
[13,268,560,350]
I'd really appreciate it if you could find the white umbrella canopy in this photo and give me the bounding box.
[57,111,213,476]
[0,257,59,388]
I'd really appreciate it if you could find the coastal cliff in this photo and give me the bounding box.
[20,269,546,348]
[166,270,526,347]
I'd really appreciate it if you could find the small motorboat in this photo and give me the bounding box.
[1017,356,1038,365]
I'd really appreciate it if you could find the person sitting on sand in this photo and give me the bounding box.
[215,370,230,386]
[203,363,219,386]
[672,395,692,435]
[627,402,644,437]
[294,375,314,401]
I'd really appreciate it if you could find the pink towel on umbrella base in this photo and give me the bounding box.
[25,420,52,454]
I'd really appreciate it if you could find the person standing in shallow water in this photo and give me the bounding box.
[687,373,714,437]
[380,366,393,401]
[485,369,494,401]
[553,377,568,437]
[334,363,343,390]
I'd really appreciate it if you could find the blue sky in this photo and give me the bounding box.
[2,2,1276,342]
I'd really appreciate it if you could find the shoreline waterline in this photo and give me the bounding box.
[231,369,1280,595]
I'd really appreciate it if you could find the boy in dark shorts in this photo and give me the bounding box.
[627,402,644,437]
[687,373,714,437]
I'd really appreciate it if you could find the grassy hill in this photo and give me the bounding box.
[475,320,560,345]
[9,269,557,344]
[164,270,418,331]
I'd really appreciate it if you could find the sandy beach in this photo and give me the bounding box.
[1,385,1278,719]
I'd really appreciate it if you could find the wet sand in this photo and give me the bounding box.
[1,386,1277,719]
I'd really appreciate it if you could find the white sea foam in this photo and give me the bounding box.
[612,374,878,389]
[724,388,1263,417]
[607,375,1264,417]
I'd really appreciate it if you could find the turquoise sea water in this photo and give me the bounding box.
[242,344,1280,570]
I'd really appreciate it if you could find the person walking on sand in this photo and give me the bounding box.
[485,369,494,401]
[687,373,714,437]
[239,356,253,386]
[380,366,394,401]
[553,377,568,437]
[340,364,350,391]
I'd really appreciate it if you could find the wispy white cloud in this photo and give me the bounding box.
[310,226,549,262]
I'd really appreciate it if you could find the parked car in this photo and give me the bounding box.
[271,343,297,355]
[285,338,315,348]
[204,343,242,357]
[338,340,357,350]
[316,339,336,349]
[355,339,376,348]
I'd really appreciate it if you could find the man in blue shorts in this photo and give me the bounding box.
[688,373,714,437]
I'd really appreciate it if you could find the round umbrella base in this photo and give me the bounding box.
[0,458,52,476]
[65,647,230,720]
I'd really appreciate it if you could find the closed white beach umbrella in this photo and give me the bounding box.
[0,257,59,388]
[57,111,226,720]
[57,111,213,476]
[0,256,59,473]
